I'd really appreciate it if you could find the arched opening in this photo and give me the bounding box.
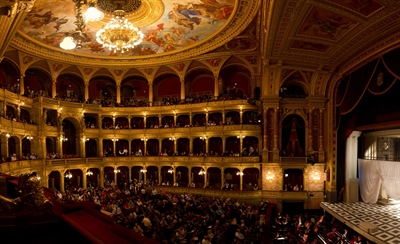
[116,166,129,188]
[191,167,205,188]
[21,137,32,158]
[226,111,240,125]
[147,139,159,156]
[193,137,206,155]
[192,114,205,126]
[177,138,189,155]
[146,166,158,186]
[161,166,173,185]
[104,166,115,186]
[64,169,83,189]
[103,139,113,156]
[115,117,129,129]
[102,117,113,129]
[283,168,304,191]
[7,137,17,160]
[116,139,129,156]
[209,137,222,156]
[161,138,174,155]
[85,168,99,187]
[85,139,97,157]
[146,116,159,128]
[243,136,259,156]
[161,115,174,127]
[207,167,221,189]
[131,139,144,156]
[243,168,260,190]
[84,114,98,128]
[225,136,239,156]
[223,168,240,190]
[131,117,144,129]
[209,112,222,125]
[46,137,57,157]
[176,115,189,127]
[175,166,188,186]
[62,119,77,156]
[48,171,61,190]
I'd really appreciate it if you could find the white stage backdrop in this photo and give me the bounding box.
[358,159,400,203]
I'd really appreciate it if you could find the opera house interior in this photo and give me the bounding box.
[1,0,400,243]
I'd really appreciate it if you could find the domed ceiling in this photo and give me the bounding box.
[18,0,248,60]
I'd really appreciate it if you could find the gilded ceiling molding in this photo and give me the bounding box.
[9,0,261,67]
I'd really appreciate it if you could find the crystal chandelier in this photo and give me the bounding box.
[96,9,144,53]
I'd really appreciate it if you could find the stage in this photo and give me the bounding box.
[321,201,400,244]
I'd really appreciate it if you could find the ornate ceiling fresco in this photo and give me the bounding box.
[2,0,400,72]
[19,0,236,57]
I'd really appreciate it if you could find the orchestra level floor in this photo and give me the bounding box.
[321,201,400,244]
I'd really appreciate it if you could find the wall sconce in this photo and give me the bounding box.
[200,136,207,140]
[26,136,33,141]
[236,171,244,176]
[114,168,121,173]
[60,137,68,142]
[36,176,41,181]
[65,170,73,179]
[112,138,119,142]
[141,138,148,141]
[6,133,10,138]
[140,168,147,173]
[237,135,245,139]
[312,172,321,182]
[168,167,174,174]
[143,111,146,116]
[169,137,175,141]
[86,170,93,176]
[266,171,274,182]
[199,168,206,175]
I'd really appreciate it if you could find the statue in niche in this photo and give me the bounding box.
[282,115,305,157]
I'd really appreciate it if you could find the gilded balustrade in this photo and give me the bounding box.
[0,156,260,175]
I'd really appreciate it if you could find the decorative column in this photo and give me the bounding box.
[114,168,118,185]
[112,116,116,128]
[240,107,243,124]
[52,80,57,98]
[173,138,177,154]
[143,139,147,155]
[205,111,209,125]
[205,137,209,154]
[20,73,25,95]
[189,112,193,126]
[159,114,162,127]
[82,169,87,189]
[180,80,185,101]
[60,170,65,192]
[174,112,177,127]
[98,138,103,157]
[189,137,193,154]
[188,166,192,187]
[57,136,63,157]
[128,116,131,128]
[80,135,86,158]
[84,84,89,101]
[159,138,162,154]
[345,131,362,203]
[149,84,153,105]
[112,139,117,156]
[203,167,208,187]
[239,170,243,190]
[116,85,121,104]
[214,76,219,98]
[143,165,147,183]
[143,114,147,128]
[37,136,46,159]
[222,110,226,124]
[222,136,226,153]
[128,140,131,156]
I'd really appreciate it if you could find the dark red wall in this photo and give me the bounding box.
[192,76,214,94]
[226,73,250,95]
[157,78,180,97]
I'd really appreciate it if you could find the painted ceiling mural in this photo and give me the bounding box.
[19,0,235,56]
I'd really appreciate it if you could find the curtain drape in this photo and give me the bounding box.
[358,159,400,203]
